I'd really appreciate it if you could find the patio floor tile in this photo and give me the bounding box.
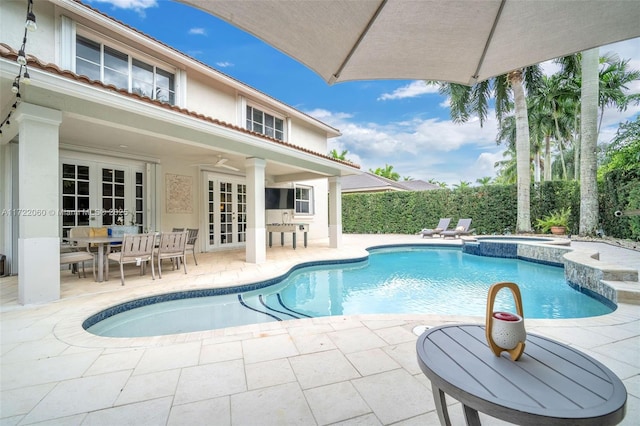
[352,369,432,424]
[173,359,246,405]
[82,396,173,425]
[289,349,360,389]
[245,358,297,390]
[167,397,230,426]
[21,371,131,424]
[304,381,371,425]
[230,382,315,426]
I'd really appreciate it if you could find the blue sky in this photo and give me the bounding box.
[87,0,640,186]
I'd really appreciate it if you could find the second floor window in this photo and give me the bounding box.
[246,106,284,140]
[76,35,175,105]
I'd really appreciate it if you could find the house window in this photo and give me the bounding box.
[295,186,313,214]
[75,35,175,105]
[246,105,284,140]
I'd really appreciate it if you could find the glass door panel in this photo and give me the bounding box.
[206,176,246,250]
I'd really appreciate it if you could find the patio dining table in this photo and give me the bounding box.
[416,324,627,425]
[63,236,123,282]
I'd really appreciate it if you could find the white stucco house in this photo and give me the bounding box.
[0,0,360,304]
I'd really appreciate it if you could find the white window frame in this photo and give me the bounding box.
[73,27,177,105]
[294,185,314,215]
[245,103,286,141]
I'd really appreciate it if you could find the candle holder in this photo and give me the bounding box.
[485,282,526,361]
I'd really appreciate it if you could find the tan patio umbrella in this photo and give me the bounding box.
[182,0,640,85]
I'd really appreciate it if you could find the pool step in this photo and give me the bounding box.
[602,280,640,305]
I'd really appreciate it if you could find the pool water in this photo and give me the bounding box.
[86,247,614,337]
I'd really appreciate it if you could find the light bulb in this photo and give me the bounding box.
[25,12,37,31]
[22,71,31,85]
[17,49,27,66]
[11,81,20,94]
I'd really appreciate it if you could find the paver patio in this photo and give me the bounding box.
[1,235,638,425]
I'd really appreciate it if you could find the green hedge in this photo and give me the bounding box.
[342,177,638,240]
[599,168,640,240]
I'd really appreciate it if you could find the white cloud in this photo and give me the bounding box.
[216,61,234,68]
[189,28,207,36]
[377,81,439,100]
[306,108,501,185]
[89,0,157,15]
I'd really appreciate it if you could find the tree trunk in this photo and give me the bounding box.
[510,70,532,233]
[544,135,551,181]
[579,48,599,235]
[573,114,580,180]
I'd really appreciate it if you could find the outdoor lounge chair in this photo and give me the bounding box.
[421,218,451,238]
[440,218,473,239]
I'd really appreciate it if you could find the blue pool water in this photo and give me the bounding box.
[86,247,615,337]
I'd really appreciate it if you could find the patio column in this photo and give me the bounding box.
[15,103,62,304]
[245,157,266,263]
[328,176,342,248]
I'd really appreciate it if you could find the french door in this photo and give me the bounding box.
[206,174,247,250]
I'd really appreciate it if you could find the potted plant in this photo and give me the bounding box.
[536,207,571,235]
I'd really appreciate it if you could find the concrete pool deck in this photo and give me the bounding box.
[1,234,639,425]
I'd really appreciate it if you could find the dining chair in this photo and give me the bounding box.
[172,227,185,232]
[156,231,188,278]
[65,227,97,278]
[107,233,156,286]
[60,248,95,279]
[185,228,199,265]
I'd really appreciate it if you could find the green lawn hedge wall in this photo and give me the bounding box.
[342,178,637,240]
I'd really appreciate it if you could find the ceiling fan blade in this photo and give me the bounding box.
[219,163,240,171]
[215,158,229,166]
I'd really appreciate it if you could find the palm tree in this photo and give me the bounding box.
[580,48,599,236]
[369,164,400,181]
[452,181,471,189]
[597,54,640,135]
[427,178,448,188]
[494,145,518,185]
[476,177,493,186]
[435,66,542,233]
[329,149,349,160]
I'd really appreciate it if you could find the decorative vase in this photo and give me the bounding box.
[485,282,526,361]
[491,311,526,350]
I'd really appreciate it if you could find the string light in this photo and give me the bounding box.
[22,69,31,85]
[1,0,37,135]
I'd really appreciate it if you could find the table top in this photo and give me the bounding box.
[416,324,627,425]
[64,236,124,244]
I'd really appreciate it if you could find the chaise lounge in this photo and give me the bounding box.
[440,218,473,239]
[421,218,451,238]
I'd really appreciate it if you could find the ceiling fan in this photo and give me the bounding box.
[192,155,239,171]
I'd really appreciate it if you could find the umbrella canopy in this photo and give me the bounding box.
[182,0,640,85]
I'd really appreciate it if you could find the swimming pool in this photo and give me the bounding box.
[85,246,615,337]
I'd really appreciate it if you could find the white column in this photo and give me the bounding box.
[16,103,62,304]
[245,157,266,263]
[328,176,342,248]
